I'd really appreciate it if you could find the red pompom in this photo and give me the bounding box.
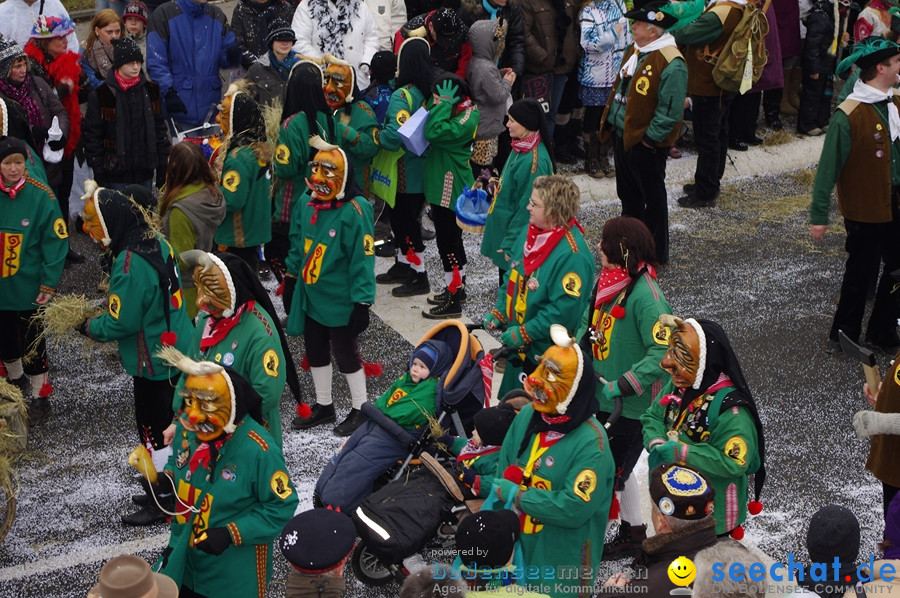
[296,403,312,418]
[405,247,422,266]
[300,355,310,370]
[610,305,626,319]
[730,525,745,540]
[608,492,620,521]
[38,382,54,398]
[160,331,177,347]
[275,279,285,296]
[503,465,524,485]
[748,500,763,515]
[448,264,462,293]
[363,361,384,377]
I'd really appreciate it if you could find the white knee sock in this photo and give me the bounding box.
[619,472,644,526]
[3,359,24,380]
[310,365,333,406]
[345,369,367,410]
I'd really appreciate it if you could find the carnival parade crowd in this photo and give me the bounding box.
[0,0,899,595]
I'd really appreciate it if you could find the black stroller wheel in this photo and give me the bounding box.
[350,542,395,586]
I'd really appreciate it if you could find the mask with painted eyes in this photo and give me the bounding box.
[660,323,700,390]
[525,343,580,415]
[193,261,232,317]
[181,372,233,441]
[307,147,347,202]
[323,63,353,109]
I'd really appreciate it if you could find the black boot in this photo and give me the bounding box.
[553,123,576,164]
[427,284,467,305]
[422,288,463,319]
[376,261,412,284]
[392,272,430,297]
[291,403,336,430]
[333,408,367,437]
[122,485,173,526]
[27,397,51,427]
[568,118,586,159]
[602,521,647,560]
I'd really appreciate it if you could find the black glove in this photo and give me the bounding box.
[348,302,370,336]
[224,44,242,67]
[165,88,187,114]
[32,125,49,142]
[48,137,67,151]
[194,526,232,555]
[77,319,91,337]
[460,466,477,487]
[282,275,297,315]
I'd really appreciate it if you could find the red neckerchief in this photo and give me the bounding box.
[522,218,583,275]
[511,130,540,154]
[457,441,501,462]
[200,300,253,350]
[594,262,657,308]
[114,70,140,91]
[0,175,26,198]
[306,196,344,224]
[188,436,227,473]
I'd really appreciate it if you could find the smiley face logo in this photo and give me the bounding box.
[667,556,696,587]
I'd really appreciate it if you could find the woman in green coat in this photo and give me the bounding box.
[480,98,555,286]
[422,74,480,319]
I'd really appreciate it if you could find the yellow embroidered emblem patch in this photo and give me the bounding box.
[222,170,241,193]
[263,349,279,377]
[652,321,671,346]
[271,470,293,499]
[573,469,597,502]
[0,232,22,277]
[53,218,68,239]
[363,234,375,256]
[108,294,121,319]
[396,109,410,126]
[388,388,407,406]
[562,272,582,297]
[302,244,327,284]
[635,76,650,96]
[725,436,748,466]
[275,143,290,164]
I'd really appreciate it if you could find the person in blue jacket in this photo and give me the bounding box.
[146,0,241,129]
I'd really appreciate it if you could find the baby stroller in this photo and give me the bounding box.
[350,320,487,585]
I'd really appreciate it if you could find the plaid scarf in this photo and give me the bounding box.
[0,76,44,128]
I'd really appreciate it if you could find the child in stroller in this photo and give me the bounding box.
[315,321,487,513]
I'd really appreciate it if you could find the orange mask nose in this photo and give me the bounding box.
[526,375,543,388]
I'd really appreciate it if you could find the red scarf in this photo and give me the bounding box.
[594,262,657,308]
[200,301,252,350]
[115,69,140,91]
[511,131,540,154]
[188,437,228,473]
[0,176,27,198]
[522,218,582,275]
[306,197,343,224]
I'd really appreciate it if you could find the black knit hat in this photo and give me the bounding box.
[649,463,716,521]
[0,38,25,80]
[280,509,356,573]
[0,136,27,162]
[472,403,516,447]
[369,50,396,85]
[266,18,296,49]
[508,98,546,134]
[455,509,520,569]
[113,37,144,69]
[806,505,861,565]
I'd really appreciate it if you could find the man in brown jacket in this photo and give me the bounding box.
[674,0,746,208]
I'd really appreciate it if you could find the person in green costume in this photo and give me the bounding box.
[167,249,303,450]
[78,182,194,526]
[269,60,335,283]
[421,73,480,320]
[480,98,554,286]
[491,325,615,598]
[580,216,671,557]
[0,136,66,425]
[213,83,272,274]
[153,350,298,598]
[641,315,766,538]
[283,138,375,437]
[483,174,594,398]
[322,54,379,192]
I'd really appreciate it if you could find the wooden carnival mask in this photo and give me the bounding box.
[181,372,233,442]
[323,62,354,109]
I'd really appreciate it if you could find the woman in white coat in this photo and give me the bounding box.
[291,0,380,88]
